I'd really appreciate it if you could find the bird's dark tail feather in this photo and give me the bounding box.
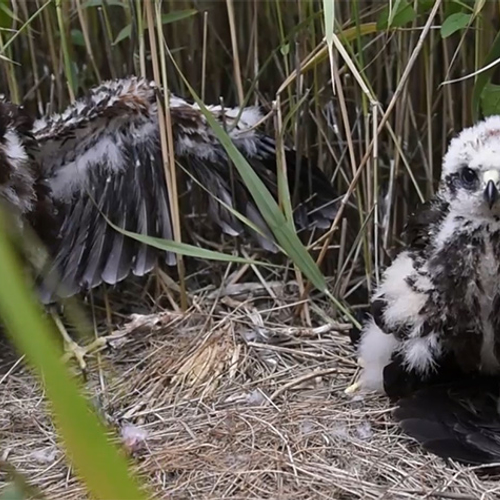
[394,376,500,466]
[383,347,500,466]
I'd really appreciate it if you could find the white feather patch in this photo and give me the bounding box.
[4,130,28,169]
[375,252,429,328]
[358,320,398,392]
[401,332,441,374]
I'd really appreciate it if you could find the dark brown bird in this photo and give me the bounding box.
[0,76,337,303]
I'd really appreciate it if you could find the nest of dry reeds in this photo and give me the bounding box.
[0,277,498,500]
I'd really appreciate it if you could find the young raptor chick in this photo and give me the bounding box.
[358,115,500,393]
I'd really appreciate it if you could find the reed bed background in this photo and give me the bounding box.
[0,0,500,498]
[2,0,497,299]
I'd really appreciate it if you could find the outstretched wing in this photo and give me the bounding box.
[34,77,337,302]
[394,376,500,465]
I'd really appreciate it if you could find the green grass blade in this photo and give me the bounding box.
[55,0,77,99]
[323,0,334,47]
[105,218,279,267]
[472,29,500,120]
[174,73,327,293]
[0,212,146,500]
[177,162,282,249]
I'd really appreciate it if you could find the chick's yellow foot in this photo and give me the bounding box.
[51,311,110,372]
[344,380,362,395]
[344,357,365,394]
[61,337,109,371]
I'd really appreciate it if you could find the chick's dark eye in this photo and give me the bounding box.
[461,167,477,186]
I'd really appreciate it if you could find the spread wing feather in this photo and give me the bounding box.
[186,154,276,251]
[33,77,337,302]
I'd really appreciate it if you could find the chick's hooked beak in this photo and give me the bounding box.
[483,170,500,209]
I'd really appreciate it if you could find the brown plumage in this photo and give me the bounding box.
[0,77,338,302]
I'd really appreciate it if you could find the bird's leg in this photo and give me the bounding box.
[344,357,364,394]
[60,336,110,371]
[51,311,109,372]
